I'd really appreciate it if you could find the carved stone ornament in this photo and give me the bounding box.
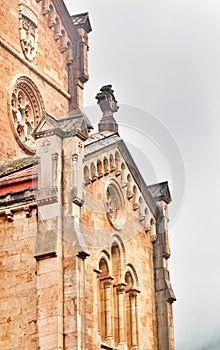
[19,1,38,61]
[10,76,44,153]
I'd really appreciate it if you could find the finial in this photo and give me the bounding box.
[96,85,119,133]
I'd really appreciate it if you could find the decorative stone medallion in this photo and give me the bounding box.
[10,76,44,153]
[106,179,125,230]
[19,1,38,61]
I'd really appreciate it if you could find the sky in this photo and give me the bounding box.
[64,1,220,349]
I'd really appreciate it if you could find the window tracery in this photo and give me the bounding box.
[10,76,44,153]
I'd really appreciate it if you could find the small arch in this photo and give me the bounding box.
[42,0,49,15]
[48,4,55,27]
[83,165,90,185]
[100,249,111,261]
[97,159,103,178]
[54,17,61,40]
[109,154,115,171]
[99,258,109,277]
[112,233,126,268]
[103,157,109,175]
[60,29,68,52]
[111,243,121,282]
[90,162,97,181]
[125,271,133,290]
[126,263,139,289]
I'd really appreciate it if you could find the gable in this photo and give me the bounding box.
[82,132,161,247]
[84,132,158,217]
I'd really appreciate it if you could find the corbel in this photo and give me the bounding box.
[24,205,32,218]
[5,210,14,222]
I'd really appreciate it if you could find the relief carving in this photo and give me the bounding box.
[19,1,38,61]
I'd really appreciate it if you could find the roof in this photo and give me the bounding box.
[85,131,121,156]
[32,112,93,140]
[0,157,38,197]
[0,157,36,178]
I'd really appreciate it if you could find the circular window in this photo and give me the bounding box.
[106,179,125,230]
[10,76,44,153]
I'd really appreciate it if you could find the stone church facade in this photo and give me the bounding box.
[0,1,176,349]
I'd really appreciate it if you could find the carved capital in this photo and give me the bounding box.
[128,289,140,299]
[116,284,126,295]
[101,277,114,288]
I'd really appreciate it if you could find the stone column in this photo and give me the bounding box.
[116,285,126,344]
[129,290,138,349]
[103,279,113,340]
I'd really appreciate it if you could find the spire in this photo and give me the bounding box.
[96,85,119,133]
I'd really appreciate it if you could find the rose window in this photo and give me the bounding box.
[10,76,44,153]
[106,179,125,229]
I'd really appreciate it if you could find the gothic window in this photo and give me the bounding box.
[10,76,44,153]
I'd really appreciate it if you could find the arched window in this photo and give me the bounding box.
[125,268,139,349]
[96,247,140,349]
[99,258,113,341]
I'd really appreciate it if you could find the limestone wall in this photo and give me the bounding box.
[0,208,38,349]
